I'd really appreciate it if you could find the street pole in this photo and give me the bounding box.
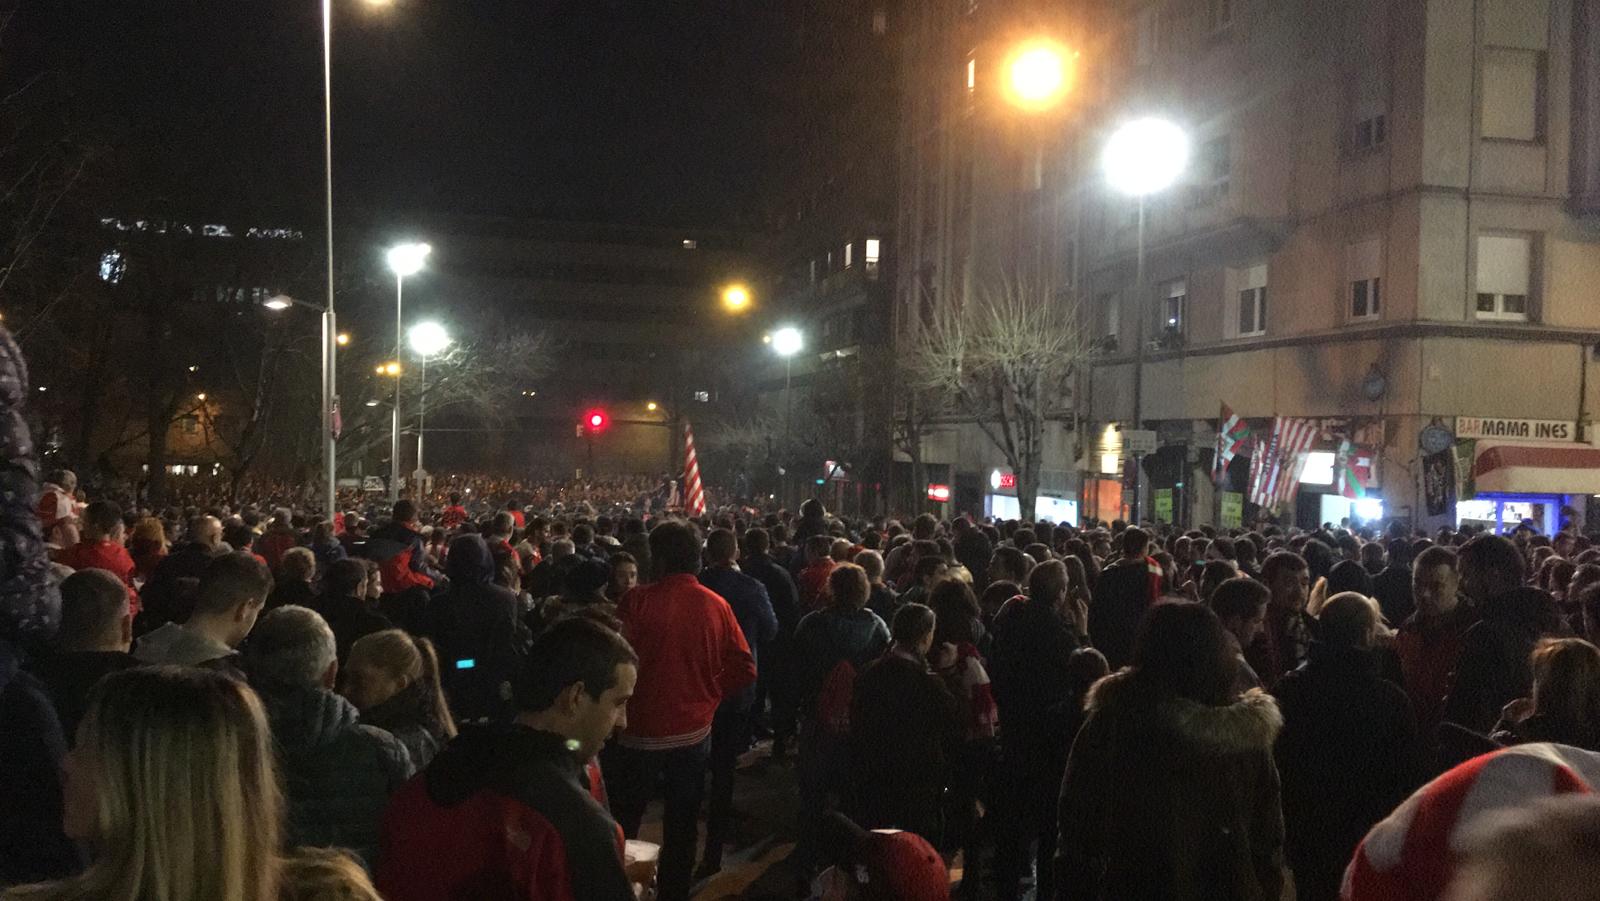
[390,273,403,503]
[415,353,427,489]
[1130,194,1147,523]
[320,0,338,520]
[783,357,794,509]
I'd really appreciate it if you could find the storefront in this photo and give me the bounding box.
[1453,418,1600,535]
[985,469,1080,525]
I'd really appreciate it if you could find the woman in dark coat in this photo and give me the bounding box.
[1057,602,1287,901]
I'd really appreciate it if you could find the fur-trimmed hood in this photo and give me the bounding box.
[1086,669,1283,753]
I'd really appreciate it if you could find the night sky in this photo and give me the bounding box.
[10,0,804,228]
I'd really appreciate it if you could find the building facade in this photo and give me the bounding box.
[1071,0,1600,532]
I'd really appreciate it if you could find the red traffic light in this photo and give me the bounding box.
[583,409,608,433]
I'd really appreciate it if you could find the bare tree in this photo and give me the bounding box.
[904,273,1087,521]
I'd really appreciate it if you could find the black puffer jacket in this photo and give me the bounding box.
[421,535,528,723]
[360,680,451,770]
[254,681,413,867]
[0,325,58,644]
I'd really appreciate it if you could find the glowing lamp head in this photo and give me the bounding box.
[263,295,293,311]
[408,321,451,357]
[386,242,432,277]
[772,327,803,358]
[722,284,752,313]
[1103,117,1191,197]
[336,332,351,346]
[1004,40,1074,112]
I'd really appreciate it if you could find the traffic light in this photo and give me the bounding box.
[582,408,609,434]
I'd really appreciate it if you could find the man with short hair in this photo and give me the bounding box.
[1371,537,1417,625]
[36,468,79,550]
[371,500,443,596]
[56,499,140,616]
[1444,535,1553,733]
[1087,527,1162,670]
[1246,551,1316,687]
[246,605,412,865]
[696,528,778,878]
[266,546,319,611]
[315,557,393,664]
[138,514,224,629]
[610,521,755,901]
[26,569,138,742]
[377,616,639,901]
[741,526,802,753]
[134,552,271,668]
[798,534,839,611]
[1210,577,1270,694]
[1396,545,1470,736]
[898,553,948,610]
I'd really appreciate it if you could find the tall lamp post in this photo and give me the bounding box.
[1103,117,1190,522]
[318,0,340,520]
[1002,39,1075,279]
[771,326,803,508]
[384,242,430,502]
[407,321,451,494]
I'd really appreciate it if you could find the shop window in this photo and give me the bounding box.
[1475,234,1533,321]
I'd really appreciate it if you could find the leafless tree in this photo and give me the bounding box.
[903,273,1087,521]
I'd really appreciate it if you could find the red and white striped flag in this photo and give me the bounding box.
[1248,417,1321,510]
[683,421,706,516]
[1212,403,1252,485]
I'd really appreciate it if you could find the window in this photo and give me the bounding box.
[681,238,697,250]
[844,242,854,268]
[1162,278,1188,334]
[694,390,711,403]
[180,415,199,436]
[98,250,125,284]
[1097,293,1120,344]
[1475,234,1532,321]
[1347,238,1382,320]
[809,259,818,284]
[865,238,881,279]
[1232,264,1267,337]
[1135,7,1157,66]
[966,57,976,92]
[1482,51,1543,141]
[1194,136,1231,205]
[1352,114,1387,152]
[1209,0,1233,32]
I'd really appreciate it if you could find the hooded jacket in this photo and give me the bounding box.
[1443,586,1562,734]
[1057,672,1286,901]
[988,593,1082,775]
[422,535,528,724]
[376,724,633,901]
[253,680,413,866]
[792,606,890,716]
[133,621,237,668]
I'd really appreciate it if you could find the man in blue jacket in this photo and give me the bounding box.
[697,527,778,878]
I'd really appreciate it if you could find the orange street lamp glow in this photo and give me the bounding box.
[722,283,752,313]
[1004,39,1075,112]
[336,332,351,346]
[376,362,402,376]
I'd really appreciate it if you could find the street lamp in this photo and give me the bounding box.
[263,292,338,512]
[772,327,803,507]
[1103,116,1189,522]
[721,283,752,314]
[407,320,451,491]
[1002,39,1074,113]
[385,241,431,501]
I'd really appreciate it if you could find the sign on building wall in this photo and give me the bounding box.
[1154,489,1173,523]
[1455,418,1578,441]
[1220,492,1243,528]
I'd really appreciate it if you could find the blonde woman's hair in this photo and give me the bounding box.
[277,848,382,901]
[5,666,283,901]
[348,629,457,739]
[131,516,168,549]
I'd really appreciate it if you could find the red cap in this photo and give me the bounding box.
[859,830,950,901]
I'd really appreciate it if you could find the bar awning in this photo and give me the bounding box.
[1472,440,1600,495]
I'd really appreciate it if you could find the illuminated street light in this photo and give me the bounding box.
[196,393,207,401]
[646,401,659,412]
[263,295,293,311]
[771,327,803,358]
[377,362,402,376]
[336,332,351,346]
[408,321,451,357]
[365,400,380,407]
[1003,39,1075,112]
[722,283,752,313]
[385,242,431,277]
[1103,117,1190,197]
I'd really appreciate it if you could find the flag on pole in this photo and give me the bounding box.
[1335,438,1372,500]
[683,421,706,516]
[1212,403,1252,485]
[1248,417,1322,509]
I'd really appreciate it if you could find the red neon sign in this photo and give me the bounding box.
[927,484,952,502]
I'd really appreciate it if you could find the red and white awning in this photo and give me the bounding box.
[1471,440,1600,495]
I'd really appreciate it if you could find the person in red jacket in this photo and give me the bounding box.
[439,493,468,529]
[56,499,140,617]
[1396,545,1472,740]
[798,534,839,611]
[377,616,639,901]
[609,520,755,901]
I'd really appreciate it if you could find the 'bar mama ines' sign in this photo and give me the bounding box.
[1455,417,1578,441]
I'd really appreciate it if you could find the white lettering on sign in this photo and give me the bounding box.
[1455,417,1576,441]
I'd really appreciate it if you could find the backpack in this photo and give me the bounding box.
[815,658,859,735]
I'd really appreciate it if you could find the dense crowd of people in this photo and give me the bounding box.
[9,352,1600,899]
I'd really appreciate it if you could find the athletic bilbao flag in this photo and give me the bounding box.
[1211,403,1252,485]
[1248,417,1321,510]
[683,421,706,516]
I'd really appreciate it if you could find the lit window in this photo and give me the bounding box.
[1231,264,1267,337]
[967,57,976,92]
[1475,234,1533,321]
[844,242,854,268]
[1162,278,1188,334]
[1482,50,1543,142]
[1347,238,1382,320]
[694,390,711,403]
[201,224,233,238]
[865,238,881,263]
[98,250,125,285]
[682,238,698,250]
